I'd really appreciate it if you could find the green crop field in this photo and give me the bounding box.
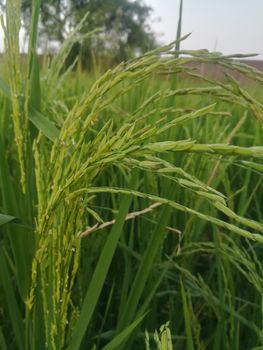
[0,1,263,349]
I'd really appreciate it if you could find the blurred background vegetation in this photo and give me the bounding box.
[0,0,157,68]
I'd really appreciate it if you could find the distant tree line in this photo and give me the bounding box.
[0,0,157,69]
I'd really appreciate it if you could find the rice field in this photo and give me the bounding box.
[0,1,263,349]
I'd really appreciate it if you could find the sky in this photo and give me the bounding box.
[145,0,263,59]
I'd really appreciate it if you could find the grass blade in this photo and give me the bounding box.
[0,249,24,350]
[180,278,195,350]
[101,314,146,350]
[0,77,59,141]
[0,213,16,226]
[117,201,173,331]
[67,170,139,350]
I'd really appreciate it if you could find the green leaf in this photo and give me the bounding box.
[180,279,195,350]
[0,327,8,350]
[0,249,25,350]
[117,198,173,331]
[67,170,139,350]
[0,77,59,141]
[0,213,16,226]
[101,314,146,350]
[28,105,59,141]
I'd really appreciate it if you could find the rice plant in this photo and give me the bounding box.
[0,0,263,349]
